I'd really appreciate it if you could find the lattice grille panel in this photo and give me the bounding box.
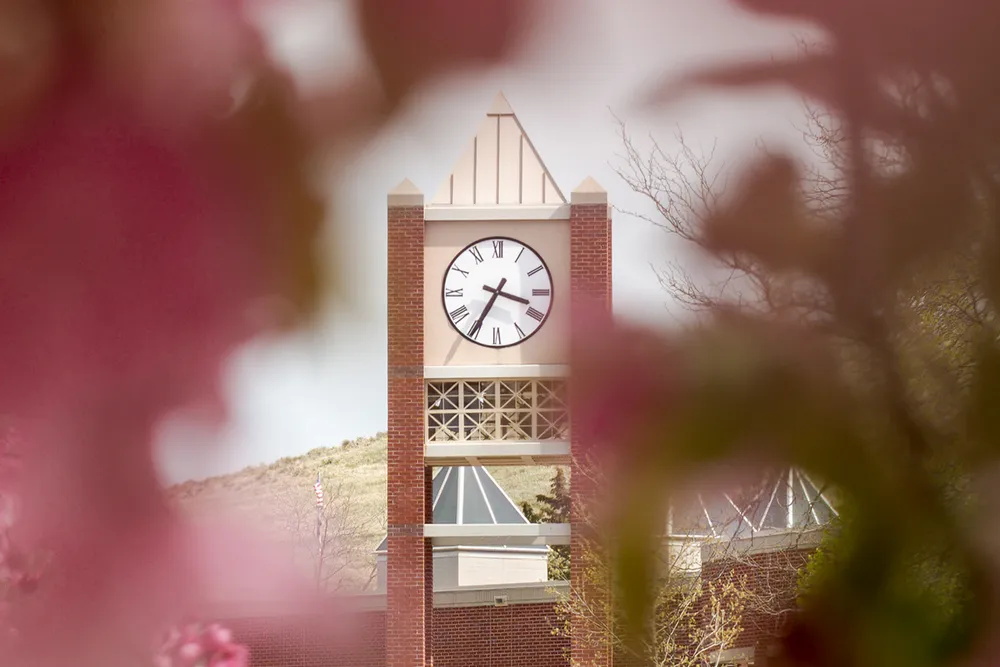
[426,379,569,442]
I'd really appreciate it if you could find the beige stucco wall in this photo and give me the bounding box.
[455,550,548,587]
[375,549,549,592]
[430,113,564,206]
[424,219,571,367]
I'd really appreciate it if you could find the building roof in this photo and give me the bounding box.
[669,467,838,540]
[375,466,547,553]
[429,92,566,207]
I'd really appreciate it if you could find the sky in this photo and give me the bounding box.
[153,0,821,485]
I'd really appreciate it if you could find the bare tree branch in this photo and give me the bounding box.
[263,478,383,593]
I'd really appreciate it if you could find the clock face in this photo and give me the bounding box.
[441,236,554,348]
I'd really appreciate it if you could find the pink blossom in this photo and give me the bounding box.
[569,309,682,466]
[176,642,205,666]
[153,619,249,667]
[208,642,249,667]
[202,623,233,650]
[357,0,536,106]
[0,0,536,664]
[0,2,322,656]
[96,0,252,131]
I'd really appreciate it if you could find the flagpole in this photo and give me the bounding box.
[314,472,324,589]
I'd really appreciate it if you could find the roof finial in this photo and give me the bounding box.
[571,176,607,205]
[388,178,424,207]
[487,91,514,116]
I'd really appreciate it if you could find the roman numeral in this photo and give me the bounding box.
[514,323,526,339]
[445,288,463,298]
[526,307,545,322]
[451,266,469,278]
[492,328,502,345]
[468,246,484,264]
[515,247,525,263]
[492,240,503,259]
[532,288,550,296]
[527,265,543,277]
[468,318,483,339]
[449,305,469,324]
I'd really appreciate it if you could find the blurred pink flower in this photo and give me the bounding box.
[0,2,324,663]
[0,78,296,423]
[203,623,233,650]
[97,0,252,131]
[357,0,534,106]
[153,619,248,667]
[0,0,537,664]
[208,643,249,667]
[569,309,681,468]
[3,513,333,666]
[177,642,205,666]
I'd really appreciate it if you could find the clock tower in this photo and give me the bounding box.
[386,92,612,667]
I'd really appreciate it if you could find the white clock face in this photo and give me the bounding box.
[442,237,554,348]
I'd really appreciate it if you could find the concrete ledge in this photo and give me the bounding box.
[426,523,571,546]
[709,647,755,665]
[374,544,549,556]
[424,204,570,221]
[424,364,569,379]
[432,545,549,555]
[195,592,388,620]
[198,582,569,618]
[435,580,568,607]
[425,441,570,466]
[700,527,826,562]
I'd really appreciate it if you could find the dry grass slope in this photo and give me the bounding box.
[167,433,562,555]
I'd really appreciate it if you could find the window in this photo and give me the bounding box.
[426,379,569,442]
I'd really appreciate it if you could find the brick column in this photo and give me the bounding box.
[386,179,432,667]
[569,177,613,667]
[424,466,434,666]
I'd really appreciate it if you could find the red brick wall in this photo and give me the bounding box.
[228,603,569,667]
[433,604,568,667]
[569,203,612,311]
[222,549,809,667]
[387,201,431,667]
[700,549,813,665]
[228,611,387,667]
[569,200,613,667]
[424,468,435,665]
[223,550,810,667]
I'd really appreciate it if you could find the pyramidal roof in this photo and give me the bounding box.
[669,467,838,540]
[430,92,566,207]
[375,466,546,552]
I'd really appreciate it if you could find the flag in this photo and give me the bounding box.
[313,473,324,509]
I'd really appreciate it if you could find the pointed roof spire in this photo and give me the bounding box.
[669,467,838,541]
[374,466,547,552]
[430,92,566,207]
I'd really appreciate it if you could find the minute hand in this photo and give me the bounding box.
[470,277,507,338]
[482,285,530,305]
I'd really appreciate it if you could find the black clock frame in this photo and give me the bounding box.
[440,235,555,350]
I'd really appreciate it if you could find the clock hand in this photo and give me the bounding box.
[469,277,507,338]
[482,284,530,305]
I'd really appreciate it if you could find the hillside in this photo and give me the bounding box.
[167,433,561,588]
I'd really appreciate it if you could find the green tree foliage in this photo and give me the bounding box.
[587,3,1000,664]
[548,457,759,667]
[614,46,993,664]
[520,468,570,580]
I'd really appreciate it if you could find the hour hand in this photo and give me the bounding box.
[482,284,529,305]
